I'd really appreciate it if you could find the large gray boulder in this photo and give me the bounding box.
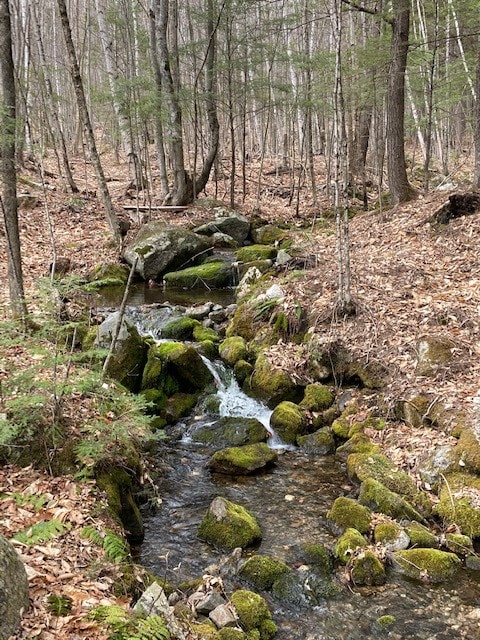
[194,212,250,245]
[0,534,29,639]
[123,222,212,281]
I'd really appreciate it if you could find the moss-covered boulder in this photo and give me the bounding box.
[208,443,277,475]
[299,384,334,411]
[250,355,300,407]
[448,427,480,474]
[391,549,461,583]
[226,303,257,341]
[0,534,30,640]
[216,629,247,640]
[140,388,168,415]
[358,478,424,522]
[236,245,277,262]
[142,341,213,394]
[327,497,372,534]
[300,543,333,573]
[348,550,386,586]
[219,337,248,366]
[335,433,379,461]
[97,467,144,542]
[373,522,410,551]
[86,262,129,289]
[194,212,250,245]
[269,401,307,445]
[230,590,277,640]
[194,325,220,344]
[198,497,262,551]
[190,417,268,449]
[238,554,290,590]
[334,528,367,564]
[433,472,480,538]
[444,532,473,556]
[123,222,212,281]
[161,317,200,341]
[297,428,335,455]
[331,416,350,439]
[95,312,148,393]
[164,260,234,289]
[403,522,438,549]
[415,335,456,376]
[234,360,253,385]
[251,224,287,245]
[164,393,199,424]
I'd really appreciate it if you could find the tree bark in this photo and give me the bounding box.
[474,43,480,189]
[0,0,27,320]
[56,0,121,245]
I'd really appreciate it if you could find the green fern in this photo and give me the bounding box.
[252,297,278,321]
[80,526,129,563]
[14,518,70,544]
[8,491,50,511]
[127,616,170,640]
[46,594,73,616]
[87,604,132,635]
[80,524,104,546]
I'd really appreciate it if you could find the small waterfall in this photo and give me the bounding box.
[201,358,289,449]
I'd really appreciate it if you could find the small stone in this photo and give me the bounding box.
[193,591,227,614]
[209,603,239,629]
[185,302,213,320]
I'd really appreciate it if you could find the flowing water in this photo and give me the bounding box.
[138,360,480,640]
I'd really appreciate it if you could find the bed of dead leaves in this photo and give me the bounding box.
[1,149,480,638]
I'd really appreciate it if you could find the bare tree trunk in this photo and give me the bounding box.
[0,0,27,321]
[474,43,480,189]
[56,0,121,245]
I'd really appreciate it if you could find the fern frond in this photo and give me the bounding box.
[127,616,170,640]
[103,531,130,563]
[14,518,70,544]
[80,525,103,546]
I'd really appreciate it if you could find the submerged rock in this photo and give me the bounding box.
[207,443,277,475]
[229,589,277,640]
[198,497,262,551]
[191,417,268,449]
[391,549,461,583]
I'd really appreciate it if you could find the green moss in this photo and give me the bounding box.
[376,615,395,628]
[433,472,480,538]
[162,317,201,341]
[327,497,372,534]
[234,360,253,385]
[236,245,277,262]
[349,550,386,586]
[331,417,350,439]
[140,388,167,415]
[238,554,290,590]
[297,428,335,455]
[358,478,425,522]
[164,393,198,424]
[198,339,218,360]
[445,532,473,556]
[198,497,262,551]
[301,544,332,573]
[102,323,148,393]
[392,549,461,583]
[188,621,219,638]
[192,417,267,448]
[219,337,248,366]
[373,522,405,546]
[193,325,220,343]
[208,443,277,475]
[230,590,277,640]
[217,629,247,640]
[403,522,438,548]
[86,263,129,289]
[164,261,233,289]
[96,467,144,542]
[334,528,367,564]
[251,224,287,245]
[335,433,379,460]
[299,384,334,411]
[226,303,257,341]
[250,355,299,406]
[269,401,307,445]
[450,427,480,474]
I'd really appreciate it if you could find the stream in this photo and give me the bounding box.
[100,285,480,639]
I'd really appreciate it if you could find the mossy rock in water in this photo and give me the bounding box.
[238,554,290,590]
[198,497,262,551]
[327,497,372,534]
[347,453,432,516]
[270,401,307,445]
[299,384,334,411]
[158,341,213,392]
[208,443,277,475]
[164,392,198,424]
[96,467,144,542]
[234,359,253,385]
[444,532,473,556]
[198,339,218,360]
[217,629,247,640]
[348,550,386,586]
[358,478,425,523]
[392,549,461,583]
[297,428,335,455]
[193,325,220,343]
[164,260,234,289]
[251,224,287,245]
[335,433,379,461]
[219,336,248,366]
[236,245,277,262]
[334,528,367,564]
[230,590,277,640]
[85,262,129,289]
[161,316,201,341]
[250,354,300,407]
[140,388,168,415]
[433,472,480,538]
[270,571,310,607]
[373,522,410,551]
[191,417,268,449]
[300,543,333,573]
[403,522,438,549]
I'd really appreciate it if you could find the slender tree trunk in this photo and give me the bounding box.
[474,43,480,189]
[56,0,121,245]
[387,0,414,205]
[0,0,27,320]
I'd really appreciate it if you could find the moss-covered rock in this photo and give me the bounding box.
[348,550,386,586]
[193,325,220,343]
[230,590,277,640]
[415,335,456,376]
[234,360,253,385]
[270,572,309,607]
[250,355,300,407]
[85,262,129,289]
[269,401,307,445]
[327,497,372,534]
[299,384,334,411]
[297,428,335,455]
[96,467,144,542]
[251,224,287,245]
[143,341,213,394]
[219,337,248,366]
[373,522,410,551]
[207,443,277,475]
[331,417,350,439]
[376,615,395,629]
[335,433,379,461]
[140,388,168,415]
[164,260,234,289]
[403,522,438,549]
[217,629,247,640]
[198,497,262,551]
[391,549,461,583]
[444,532,473,556]
[358,478,425,522]
[300,543,332,573]
[433,472,480,538]
[334,528,367,564]
[236,245,277,262]
[191,417,268,449]
[226,303,257,341]
[238,554,290,590]
[198,339,218,360]
[449,427,480,474]
[164,393,199,424]
[161,317,201,341]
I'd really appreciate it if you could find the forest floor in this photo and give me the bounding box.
[1,150,480,638]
